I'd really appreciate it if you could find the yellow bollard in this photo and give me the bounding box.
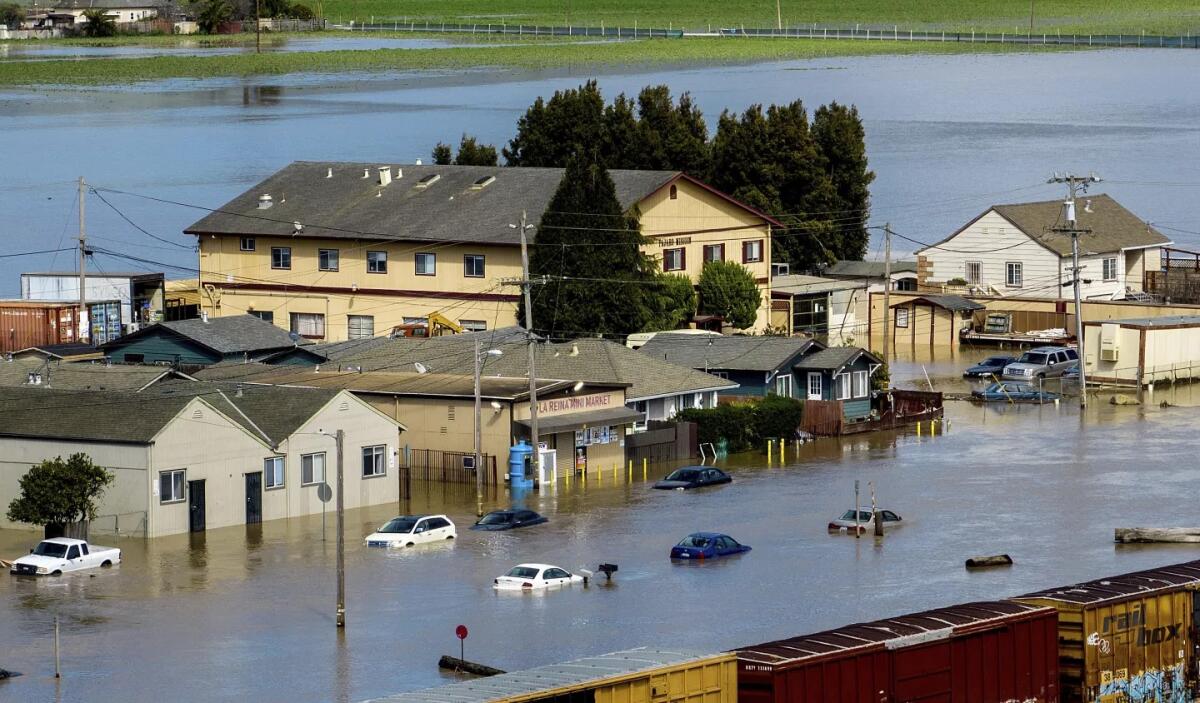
[932,419,939,436]
[642,457,647,479]
[767,439,773,463]
[916,421,922,437]
[779,438,785,464]
[613,465,618,482]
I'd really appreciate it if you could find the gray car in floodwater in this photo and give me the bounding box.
[1002,347,1078,380]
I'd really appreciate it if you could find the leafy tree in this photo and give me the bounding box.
[80,8,118,36]
[431,142,453,165]
[0,2,25,29]
[261,0,290,17]
[197,0,234,33]
[871,356,890,392]
[453,134,498,166]
[522,151,656,337]
[755,394,805,438]
[289,2,314,18]
[642,273,697,331]
[813,102,875,261]
[697,260,761,330]
[7,454,114,531]
[503,80,605,167]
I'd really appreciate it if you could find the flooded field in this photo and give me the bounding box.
[1,358,1197,702]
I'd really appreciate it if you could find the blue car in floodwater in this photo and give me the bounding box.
[963,355,1016,378]
[971,382,1061,403]
[670,532,751,560]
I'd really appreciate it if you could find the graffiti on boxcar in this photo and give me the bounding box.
[1096,664,1188,703]
[1087,631,1113,655]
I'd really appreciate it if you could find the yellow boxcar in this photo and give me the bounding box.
[370,648,736,703]
[1016,560,1200,703]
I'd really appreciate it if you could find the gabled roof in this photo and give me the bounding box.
[102,314,305,356]
[638,333,823,373]
[892,294,984,313]
[183,163,779,244]
[0,356,196,391]
[793,347,881,374]
[11,343,104,361]
[920,194,1170,258]
[0,387,201,444]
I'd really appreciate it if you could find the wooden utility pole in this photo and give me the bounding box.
[335,429,345,627]
[519,210,541,483]
[775,0,782,30]
[881,223,892,363]
[1048,173,1100,409]
[255,0,261,53]
[1029,0,1035,34]
[473,337,484,515]
[77,177,88,344]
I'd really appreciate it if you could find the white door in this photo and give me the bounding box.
[807,373,823,401]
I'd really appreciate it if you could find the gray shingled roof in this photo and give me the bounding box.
[184,163,680,246]
[893,294,984,313]
[0,357,193,392]
[793,347,881,373]
[104,314,305,356]
[825,260,917,277]
[0,387,197,444]
[637,333,822,373]
[145,380,342,445]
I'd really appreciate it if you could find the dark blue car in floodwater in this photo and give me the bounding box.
[971,382,1061,403]
[669,532,751,560]
[963,355,1016,378]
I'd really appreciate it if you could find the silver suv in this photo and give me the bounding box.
[1002,346,1078,380]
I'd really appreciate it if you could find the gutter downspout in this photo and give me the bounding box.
[146,442,154,539]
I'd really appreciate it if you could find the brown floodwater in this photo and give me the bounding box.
[2,353,1198,702]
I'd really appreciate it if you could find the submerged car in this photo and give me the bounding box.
[828,509,903,534]
[653,467,732,490]
[493,563,584,590]
[971,382,1061,403]
[471,509,548,531]
[1002,347,1078,380]
[364,514,456,547]
[963,355,1016,379]
[669,532,751,560]
[10,538,121,576]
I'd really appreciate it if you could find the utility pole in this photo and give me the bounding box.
[1048,173,1100,409]
[1029,0,1035,34]
[881,223,892,363]
[474,337,484,516]
[255,0,261,54]
[335,428,345,627]
[519,210,541,485]
[77,177,88,344]
[775,0,782,30]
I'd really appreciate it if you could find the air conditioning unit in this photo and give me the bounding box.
[1100,347,1119,362]
[1099,323,1120,362]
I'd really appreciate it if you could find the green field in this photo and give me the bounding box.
[0,37,1048,86]
[321,0,1200,34]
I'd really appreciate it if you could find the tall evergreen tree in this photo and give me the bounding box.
[708,105,778,215]
[600,93,643,170]
[453,135,498,166]
[643,273,697,332]
[813,102,875,261]
[635,86,711,176]
[431,142,453,165]
[766,101,839,269]
[503,80,605,167]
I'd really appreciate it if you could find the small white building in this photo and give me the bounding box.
[21,271,165,343]
[771,274,868,345]
[916,194,1170,300]
[1082,315,1200,387]
[46,0,159,24]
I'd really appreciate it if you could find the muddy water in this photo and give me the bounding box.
[2,362,1198,701]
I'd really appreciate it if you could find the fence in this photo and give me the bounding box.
[402,448,498,486]
[800,400,844,436]
[625,421,697,463]
[338,21,683,38]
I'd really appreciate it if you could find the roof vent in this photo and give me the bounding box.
[470,175,496,190]
[395,168,403,180]
[257,194,273,210]
[378,167,392,187]
[415,158,423,165]
[192,408,203,420]
[326,167,333,179]
[26,372,41,385]
[415,174,440,190]
[201,310,209,323]
[362,168,370,179]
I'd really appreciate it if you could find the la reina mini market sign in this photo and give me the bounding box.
[536,393,613,416]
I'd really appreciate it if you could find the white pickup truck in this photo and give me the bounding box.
[9,537,121,576]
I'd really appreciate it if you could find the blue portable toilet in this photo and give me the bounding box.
[508,440,533,489]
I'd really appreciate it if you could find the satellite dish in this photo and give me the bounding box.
[414,362,428,374]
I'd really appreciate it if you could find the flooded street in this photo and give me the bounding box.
[3,359,1198,701]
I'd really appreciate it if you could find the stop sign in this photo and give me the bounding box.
[455,625,468,640]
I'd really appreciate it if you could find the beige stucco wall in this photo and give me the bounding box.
[366,394,514,462]
[1084,323,1200,386]
[0,438,150,536]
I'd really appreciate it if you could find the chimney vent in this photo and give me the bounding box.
[378,166,392,187]
[395,168,403,180]
[362,168,370,179]
[415,158,423,165]
[326,167,333,179]
[257,194,273,210]
[201,310,209,323]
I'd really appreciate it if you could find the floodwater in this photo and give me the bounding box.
[2,357,1200,702]
[1,48,1199,291]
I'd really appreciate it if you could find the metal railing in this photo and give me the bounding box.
[402,449,499,485]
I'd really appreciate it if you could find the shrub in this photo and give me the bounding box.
[946,277,968,286]
[754,394,805,440]
[7,453,114,531]
[677,394,805,453]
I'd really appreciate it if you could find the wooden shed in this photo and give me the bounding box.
[888,294,984,350]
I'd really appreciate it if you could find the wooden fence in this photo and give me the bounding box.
[800,400,844,436]
[403,449,498,485]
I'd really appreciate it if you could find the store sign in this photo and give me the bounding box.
[657,237,692,247]
[538,393,613,416]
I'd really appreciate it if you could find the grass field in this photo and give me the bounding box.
[0,37,1048,86]
[320,0,1200,34]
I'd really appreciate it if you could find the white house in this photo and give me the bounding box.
[916,194,1170,300]
[47,0,159,24]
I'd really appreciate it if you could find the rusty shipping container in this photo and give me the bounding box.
[1015,559,1200,703]
[0,303,76,352]
[735,601,1059,703]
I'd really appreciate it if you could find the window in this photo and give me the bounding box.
[663,248,685,272]
[318,248,339,272]
[711,370,729,379]
[1103,257,1118,281]
[774,374,792,397]
[1006,261,1023,287]
[290,312,325,339]
[240,237,255,251]
[67,545,80,560]
[464,254,485,278]
[264,457,284,489]
[742,240,763,263]
[1064,348,1079,361]
[348,315,374,339]
[895,278,918,292]
[792,297,827,334]
[367,251,387,274]
[835,373,852,400]
[249,311,274,323]
[160,469,185,503]
[459,320,486,332]
[703,243,725,263]
[895,307,909,328]
[669,184,678,200]
[965,262,981,284]
[362,445,386,477]
[125,353,145,363]
[852,370,868,398]
[271,246,291,270]
[415,253,436,276]
[807,373,822,398]
[301,452,325,486]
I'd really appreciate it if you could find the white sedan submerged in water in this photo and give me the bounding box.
[493,563,585,590]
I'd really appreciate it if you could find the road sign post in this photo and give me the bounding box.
[456,624,468,661]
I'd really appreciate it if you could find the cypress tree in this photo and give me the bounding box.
[812,102,875,261]
[453,135,498,166]
[503,80,605,167]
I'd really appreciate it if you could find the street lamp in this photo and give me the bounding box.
[474,339,503,516]
[311,429,345,628]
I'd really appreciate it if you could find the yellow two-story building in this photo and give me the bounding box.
[186,162,776,341]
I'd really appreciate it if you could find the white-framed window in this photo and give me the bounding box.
[367,251,388,274]
[835,373,852,400]
[290,312,325,339]
[895,307,909,328]
[239,237,255,252]
[965,262,981,284]
[264,456,284,489]
[362,445,386,477]
[459,320,486,332]
[774,373,793,397]
[711,370,729,379]
[852,370,868,398]
[464,254,485,278]
[318,248,339,272]
[703,243,725,263]
[1005,261,1023,287]
[271,246,291,270]
[742,240,763,263]
[663,248,685,272]
[160,469,185,504]
[415,253,436,276]
[1103,257,1117,281]
[348,314,374,339]
[301,452,325,486]
[806,372,822,400]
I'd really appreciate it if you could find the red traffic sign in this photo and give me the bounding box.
[455,625,468,640]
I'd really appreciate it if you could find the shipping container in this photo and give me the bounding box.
[370,648,736,703]
[735,601,1059,703]
[0,302,76,352]
[1015,559,1200,703]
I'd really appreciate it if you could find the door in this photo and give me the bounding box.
[807,372,824,400]
[188,479,206,533]
[244,472,262,525]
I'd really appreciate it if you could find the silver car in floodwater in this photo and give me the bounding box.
[1002,346,1078,380]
